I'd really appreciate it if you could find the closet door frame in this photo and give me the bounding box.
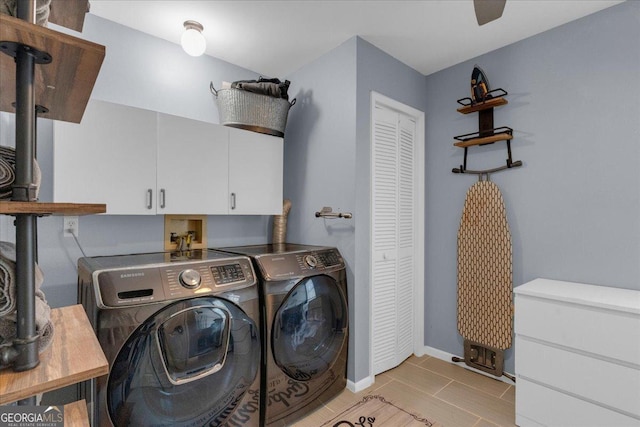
[369,91,425,376]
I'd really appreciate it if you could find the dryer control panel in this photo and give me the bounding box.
[256,248,345,281]
[95,257,255,308]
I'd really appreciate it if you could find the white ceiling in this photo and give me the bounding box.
[88,0,625,77]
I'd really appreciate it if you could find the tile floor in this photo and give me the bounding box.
[292,355,516,427]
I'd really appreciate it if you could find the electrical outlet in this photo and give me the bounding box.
[63,216,79,237]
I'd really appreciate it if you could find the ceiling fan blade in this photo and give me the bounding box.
[474,0,507,26]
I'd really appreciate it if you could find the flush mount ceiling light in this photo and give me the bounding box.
[181,20,206,56]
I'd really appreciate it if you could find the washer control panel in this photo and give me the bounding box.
[256,248,345,280]
[97,257,255,307]
[315,250,342,267]
[210,263,247,285]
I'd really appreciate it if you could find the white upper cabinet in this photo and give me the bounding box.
[156,113,229,215]
[53,100,283,215]
[228,128,283,215]
[53,100,157,215]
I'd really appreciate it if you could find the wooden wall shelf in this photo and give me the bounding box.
[0,305,108,405]
[0,14,105,123]
[0,201,106,216]
[454,132,513,148]
[457,96,508,114]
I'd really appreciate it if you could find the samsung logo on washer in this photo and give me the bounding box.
[120,272,145,279]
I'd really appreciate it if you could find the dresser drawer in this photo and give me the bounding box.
[515,293,640,363]
[516,336,640,417]
[515,279,640,426]
[516,378,640,427]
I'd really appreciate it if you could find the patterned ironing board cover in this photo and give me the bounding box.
[457,180,513,350]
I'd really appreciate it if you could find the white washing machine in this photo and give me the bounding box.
[78,250,263,426]
[218,244,348,426]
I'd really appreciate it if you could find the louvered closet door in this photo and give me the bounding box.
[372,106,416,375]
[396,115,416,361]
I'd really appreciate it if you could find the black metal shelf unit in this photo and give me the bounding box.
[0,2,46,383]
[0,2,105,387]
[452,88,522,175]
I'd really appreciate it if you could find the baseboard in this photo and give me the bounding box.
[422,345,515,386]
[347,375,375,393]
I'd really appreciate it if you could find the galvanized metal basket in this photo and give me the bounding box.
[210,82,296,137]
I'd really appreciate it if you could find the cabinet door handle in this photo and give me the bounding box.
[160,189,166,209]
[230,192,236,210]
[146,189,153,210]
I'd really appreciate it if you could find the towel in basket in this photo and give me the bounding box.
[211,78,296,137]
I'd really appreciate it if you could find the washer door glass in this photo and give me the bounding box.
[107,297,260,426]
[272,275,348,381]
[156,306,230,385]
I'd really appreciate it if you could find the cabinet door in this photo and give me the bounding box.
[157,114,229,214]
[54,100,157,215]
[228,128,283,215]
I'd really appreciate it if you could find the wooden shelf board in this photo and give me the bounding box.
[454,133,513,148]
[0,14,105,123]
[0,201,106,215]
[64,400,90,427]
[457,97,508,114]
[0,305,108,405]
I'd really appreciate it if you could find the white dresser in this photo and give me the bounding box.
[514,278,640,426]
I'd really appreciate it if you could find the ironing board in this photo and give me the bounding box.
[456,179,513,375]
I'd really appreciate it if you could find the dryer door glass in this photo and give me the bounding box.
[107,297,260,427]
[272,274,348,381]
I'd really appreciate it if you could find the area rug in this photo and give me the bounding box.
[320,395,437,427]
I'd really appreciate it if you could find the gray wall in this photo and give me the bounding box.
[284,38,359,380]
[1,14,271,309]
[353,39,427,383]
[284,37,427,384]
[424,0,640,374]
